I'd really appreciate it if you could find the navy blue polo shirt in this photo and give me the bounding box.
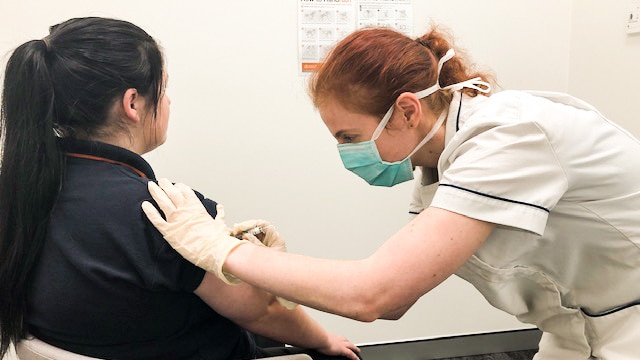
[26,139,255,360]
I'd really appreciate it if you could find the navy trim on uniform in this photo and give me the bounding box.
[456,93,463,132]
[582,299,640,318]
[439,183,550,213]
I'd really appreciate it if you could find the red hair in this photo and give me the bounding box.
[308,26,494,118]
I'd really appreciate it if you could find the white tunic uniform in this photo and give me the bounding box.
[410,90,640,359]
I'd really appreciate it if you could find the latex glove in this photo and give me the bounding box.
[141,178,247,285]
[232,220,297,310]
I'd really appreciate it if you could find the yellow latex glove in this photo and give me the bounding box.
[232,220,297,309]
[141,179,247,285]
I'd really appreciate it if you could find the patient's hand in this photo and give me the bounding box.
[316,333,361,360]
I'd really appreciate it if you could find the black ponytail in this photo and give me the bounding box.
[0,17,164,358]
[0,39,63,358]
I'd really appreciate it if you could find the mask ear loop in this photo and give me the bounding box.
[414,48,456,99]
[404,48,490,158]
[415,48,492,96]
[370,107,395,141]
[372,49,456,141]
[404,109,447,160]
[371,48,489,142]
[442,77,492,93]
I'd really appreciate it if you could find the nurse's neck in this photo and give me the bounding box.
[411,117,446,168]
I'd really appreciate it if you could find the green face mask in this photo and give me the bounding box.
[337,110,446,187]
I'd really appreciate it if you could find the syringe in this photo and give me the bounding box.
[234,224,274,239]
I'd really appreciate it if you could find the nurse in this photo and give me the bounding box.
[143,26,640,359]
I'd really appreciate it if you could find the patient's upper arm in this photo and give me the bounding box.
[193,271,274,327]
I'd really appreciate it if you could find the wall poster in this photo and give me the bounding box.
[298,0,412,74]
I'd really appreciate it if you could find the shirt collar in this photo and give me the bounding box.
[444,91,492,146]
[419,91,491,186]
[58,138,156,180]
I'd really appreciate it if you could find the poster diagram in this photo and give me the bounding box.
[298,0,412,74]
[358,1,411,32]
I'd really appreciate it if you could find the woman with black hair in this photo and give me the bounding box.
[0,17,359,360]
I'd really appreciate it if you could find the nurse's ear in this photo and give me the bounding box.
[395,92,423,129]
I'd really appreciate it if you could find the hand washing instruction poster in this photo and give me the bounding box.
[298,0,412,74]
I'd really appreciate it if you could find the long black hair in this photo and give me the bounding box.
[0,17,164,357]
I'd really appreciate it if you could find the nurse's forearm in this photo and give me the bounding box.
[223,207,493,322]
[224,244,396,322]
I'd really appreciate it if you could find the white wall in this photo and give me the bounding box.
[2,1,635,357]
[569,0,640,137]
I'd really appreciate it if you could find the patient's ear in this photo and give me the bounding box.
[121,88,142,124]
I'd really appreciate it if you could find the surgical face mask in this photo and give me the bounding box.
[337,49,491,187]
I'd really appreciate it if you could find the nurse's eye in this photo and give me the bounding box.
[341,135,358,143]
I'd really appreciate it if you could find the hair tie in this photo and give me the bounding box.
[42,37,52,52]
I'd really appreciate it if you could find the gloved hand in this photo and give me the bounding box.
[232,220,297,310]
[232,219,287,252]
[141,178,247,285]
